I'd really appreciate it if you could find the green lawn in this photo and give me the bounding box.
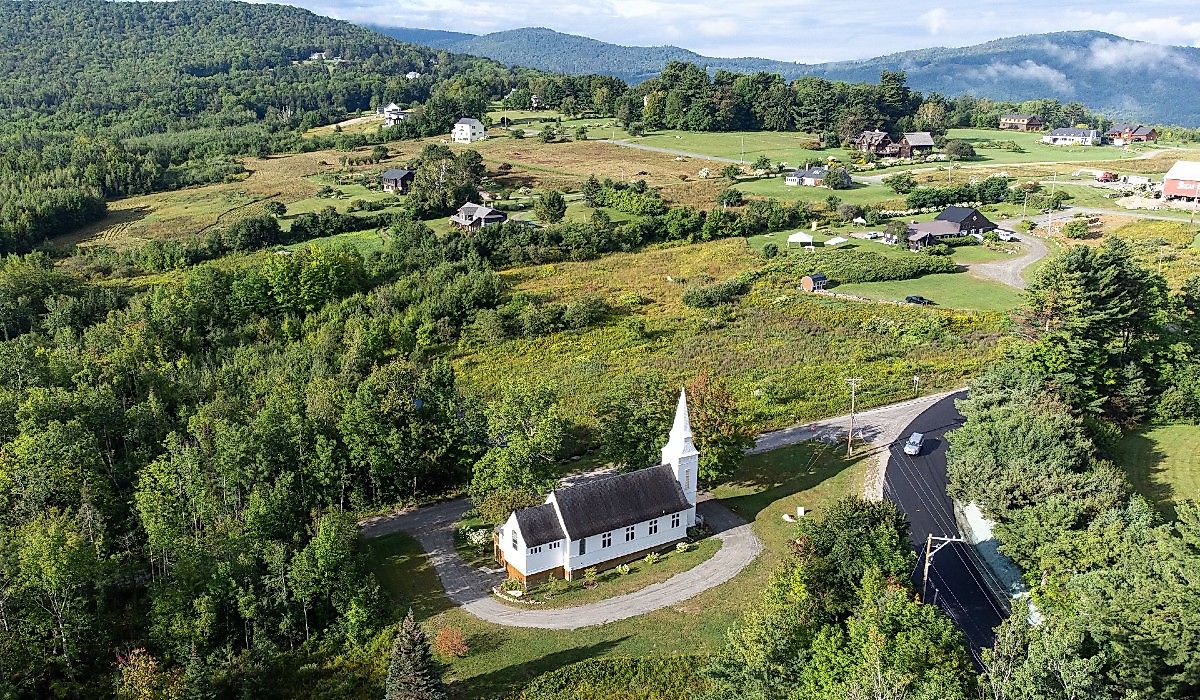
[946,128,1139,164]
[735,176,903,207]
[365,442,867,698]
[950,244,1020,265]
[834,272,1023,312]
[1115,424,1200,521]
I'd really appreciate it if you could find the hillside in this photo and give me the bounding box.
[0,0,495,132]
[378,25,1200,124]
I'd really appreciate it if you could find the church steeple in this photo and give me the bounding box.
[662,388,699,513]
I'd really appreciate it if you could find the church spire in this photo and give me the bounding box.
[669,388,692,442]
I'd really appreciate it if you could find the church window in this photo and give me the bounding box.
[579,537,587,555]
[511,530,517,550]
[625,525,636,542]
[549,541,560,550]
[648,519,658,535]
[671,513,681,529]
[602,532,612,548]
[528,545,542,554]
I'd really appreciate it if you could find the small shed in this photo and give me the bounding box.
[801,273,828,292]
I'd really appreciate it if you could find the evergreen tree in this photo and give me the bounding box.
[385,610,445,700]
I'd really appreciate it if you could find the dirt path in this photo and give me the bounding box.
[596,139,746,164]
[965,234,1049,290]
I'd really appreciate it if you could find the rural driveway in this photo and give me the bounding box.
[751,389,961,455]
[360,497,761,630]
[965,232,1049,289]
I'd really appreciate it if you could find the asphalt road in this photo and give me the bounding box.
[883,391,1009,665]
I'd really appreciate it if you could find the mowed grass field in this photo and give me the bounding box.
[1115,425,1200,521]
[366,441,867,698]
[833,273,1024,312]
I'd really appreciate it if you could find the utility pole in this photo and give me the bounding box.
[912,374,920,396]
[845,377,862,458]
[740,135,745,163]
[922,534,966,601]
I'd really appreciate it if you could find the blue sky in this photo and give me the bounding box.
[263,0,1200,61]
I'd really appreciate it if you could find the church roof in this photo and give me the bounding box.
[551,464,692,540]
[514,503,565,547]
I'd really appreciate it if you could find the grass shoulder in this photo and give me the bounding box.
[1114,424,1200,521]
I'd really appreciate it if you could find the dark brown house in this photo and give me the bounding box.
[898,132,936,158]
[854,130,894,155]
[999,114,1044,132]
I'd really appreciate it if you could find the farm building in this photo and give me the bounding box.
[1104,124,1157,145]
[380,168,414,193]
[452,117,487,144]
[495,391,699,587]
[854,130,893,155]
[999,114,1044,131]
[897,132,936,158]
[784,166,829,187]
[801,273,828,292]
[450,202,507,230]
[1164,161,1200,201]
[1042,128,1101,146]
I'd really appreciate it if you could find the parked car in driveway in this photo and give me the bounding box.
[903,432,924,456]
[905,295,933,305]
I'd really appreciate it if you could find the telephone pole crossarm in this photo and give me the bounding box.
[921,534,966,601]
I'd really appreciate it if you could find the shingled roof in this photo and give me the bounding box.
[514,503,565,547]
[551,465,691,540]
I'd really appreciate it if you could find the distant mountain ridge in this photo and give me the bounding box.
[368,25,1200,124]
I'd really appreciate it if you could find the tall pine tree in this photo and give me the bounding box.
[385,610,446,700]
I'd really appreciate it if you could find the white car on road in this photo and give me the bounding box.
[903,432,924,456]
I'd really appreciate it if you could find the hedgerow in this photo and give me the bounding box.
[770,249,958,285]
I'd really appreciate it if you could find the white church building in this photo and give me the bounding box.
[494,390,700,587]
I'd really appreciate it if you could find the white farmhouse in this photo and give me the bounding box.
[382,103,410,127]
[1042,128,1100,146]
[452,117,487,144]
[495,390,700,587]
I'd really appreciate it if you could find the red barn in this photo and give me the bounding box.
[1164,161,1200,200]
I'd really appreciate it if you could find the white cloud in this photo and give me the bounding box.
[967,60,1073,93]
[922,7,948,35]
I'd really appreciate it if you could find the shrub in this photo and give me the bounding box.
[920,243,952,256]
[944,139,976,159]
[883,171,918,194]
[517,656,713,699]
[1062,219,1090,239]
[545,574,569,595]
[433,627,469,657]
[682,277,750,308]
[583,567,599,587]
[465,528,491,547]
[643,552,661,565]
[761,242,780,259]
[500,578,523,592]
[475,487,543,525]
[676,541,693,553]
[615,564,631,576]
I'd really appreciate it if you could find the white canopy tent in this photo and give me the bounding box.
[786,231,813,246]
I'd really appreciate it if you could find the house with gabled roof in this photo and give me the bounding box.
[784,165,829,187]
[906,206,997,249]
[1042,128,1100,146]
[382,102,411,127]
[450,202,507,230]
[1104,124,1158,145]
[380,168,414,193]
[898,132,936,158]
[495,390,700,587]
[854,130,894,155]
[452,117,486,143]
[999,114,1044,131]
